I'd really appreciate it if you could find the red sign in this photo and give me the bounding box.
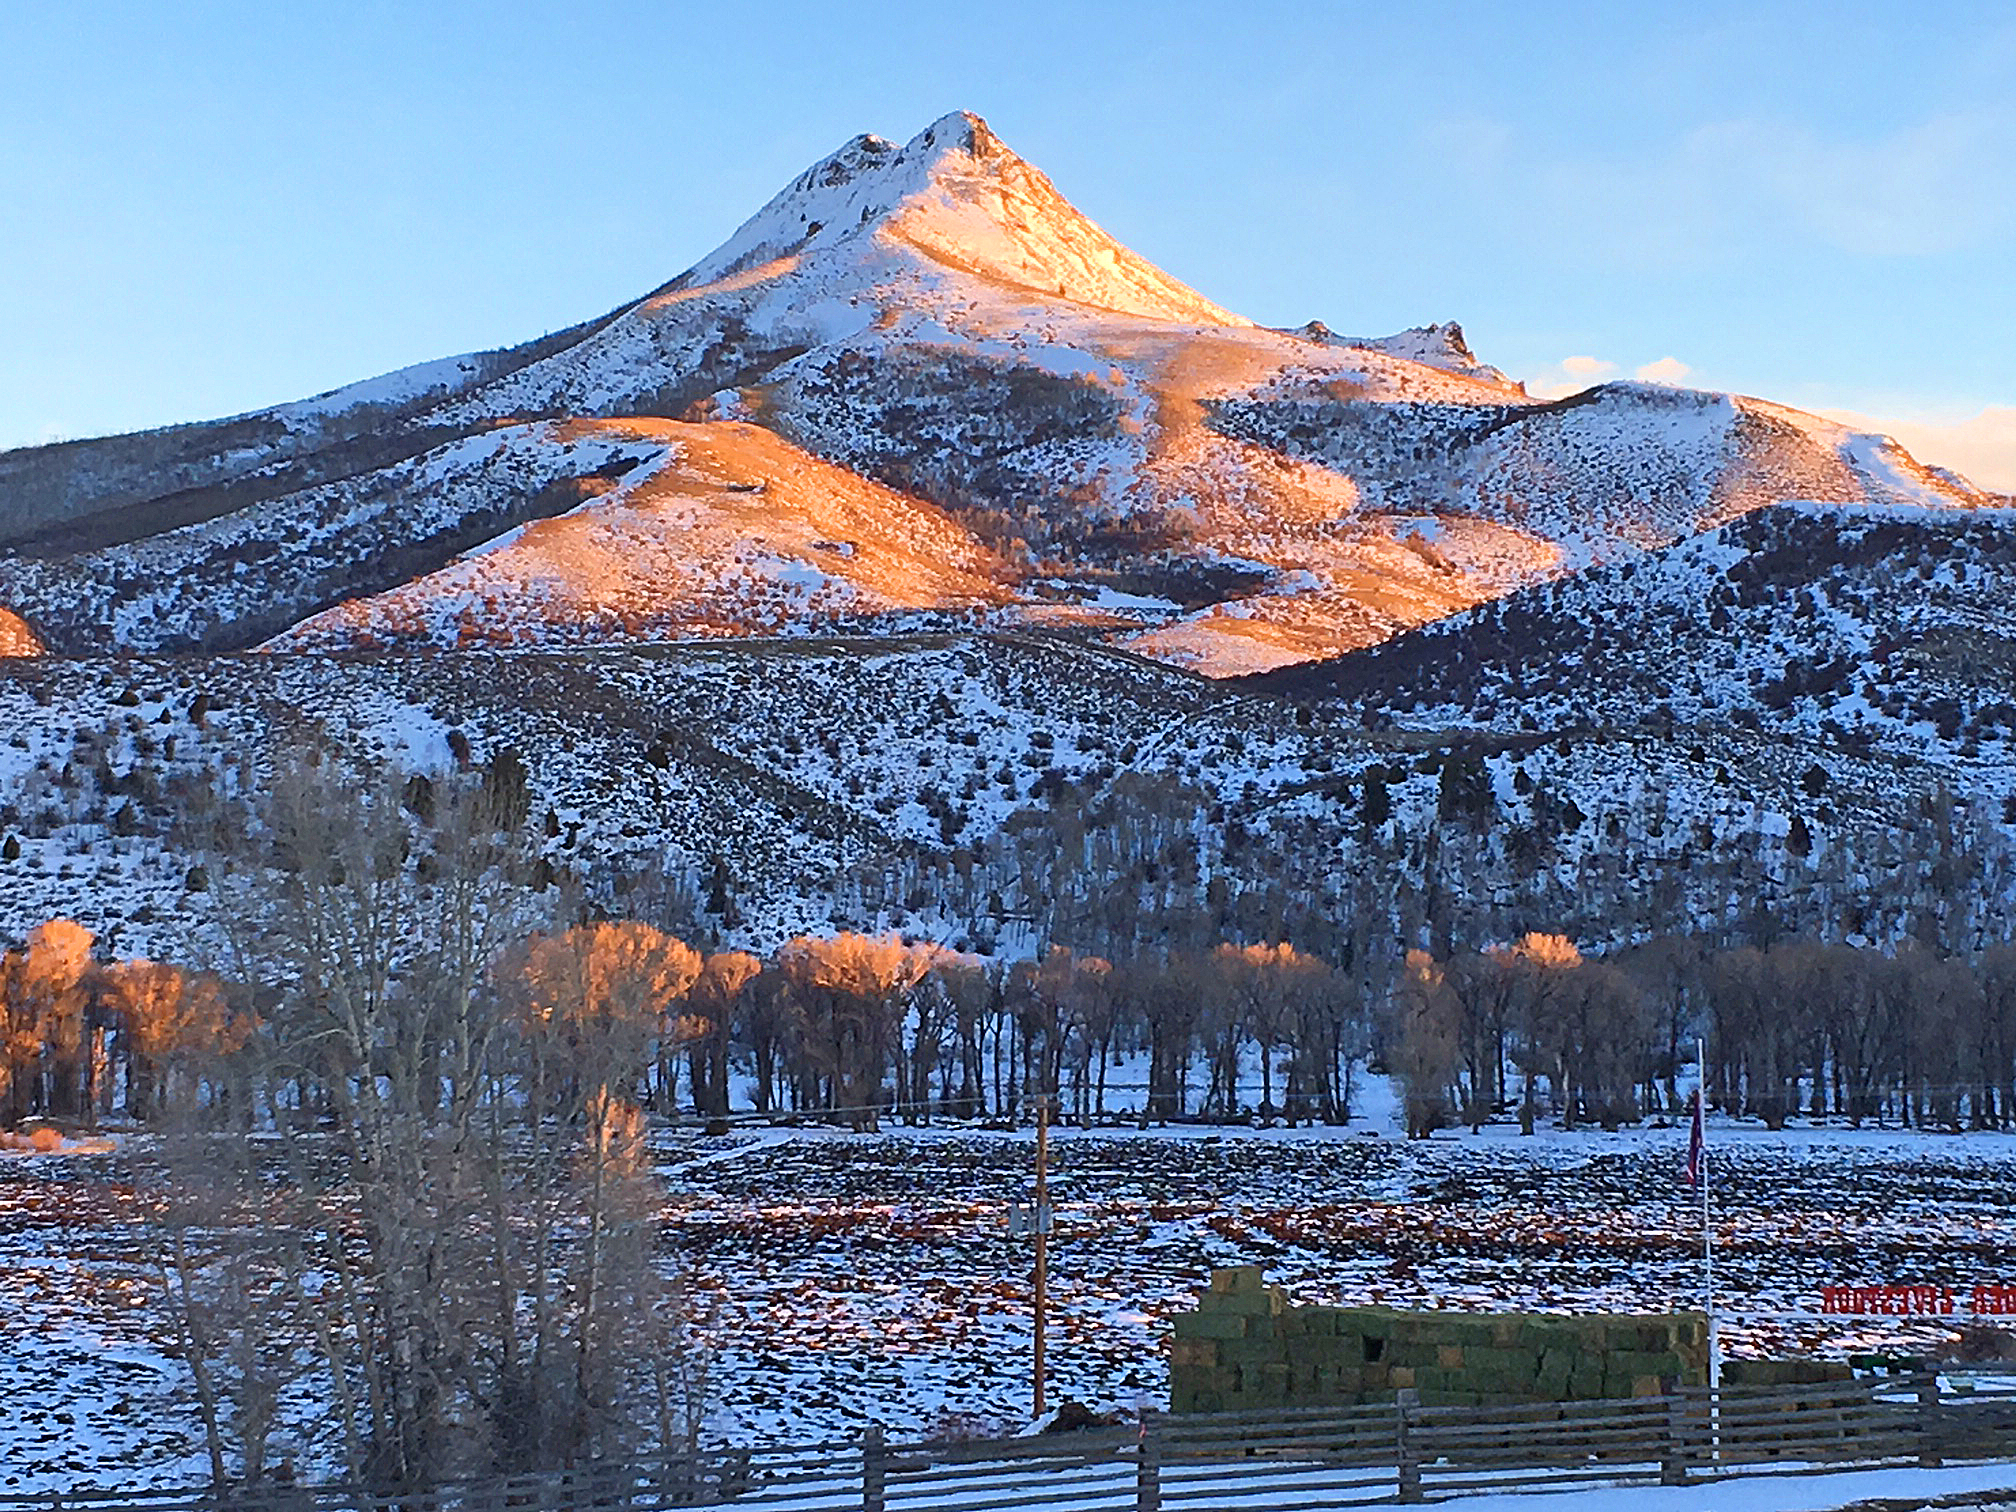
[1821,1285,1954,1316]
[1819,1284,2016,1316]
[1973,1284,2016,1316]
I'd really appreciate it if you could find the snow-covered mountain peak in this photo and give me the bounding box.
[675,111,1245,325]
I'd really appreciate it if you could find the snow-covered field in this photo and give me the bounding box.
[7,1077,2016,1496]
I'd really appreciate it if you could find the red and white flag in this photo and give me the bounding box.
[1687,1085,1706,1187]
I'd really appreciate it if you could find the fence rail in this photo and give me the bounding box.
[23,1377,2016,1512]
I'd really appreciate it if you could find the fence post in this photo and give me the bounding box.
[1137,1408,1162,1512]
[1916,1373,1943,1469]
[1660,1379,1688,1486]
[1396,1388,1423,1504]
[863,1423,887,1512]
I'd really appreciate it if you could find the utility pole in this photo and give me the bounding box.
[1034,1093,1050,1420]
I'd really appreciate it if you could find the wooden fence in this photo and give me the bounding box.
[19,1376,2016,1512]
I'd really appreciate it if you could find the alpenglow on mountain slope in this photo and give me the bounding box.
[0,111,2002,673]
[1,112,2014,969]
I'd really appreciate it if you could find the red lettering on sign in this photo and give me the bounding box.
[1818,1284,1962,1315]
[1973,1284,2016,1316]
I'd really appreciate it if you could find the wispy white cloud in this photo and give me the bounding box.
[1635,357,1692,385]
[1822,405,2016,493]
[1432,107,2016,265]
[1526,354,1695,399]
[1527,355,1618,398]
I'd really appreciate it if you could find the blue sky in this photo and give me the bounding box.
[3,1,2012,484]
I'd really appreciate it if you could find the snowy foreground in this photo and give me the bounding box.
[1472,1463,2015,1512]
[3,1083,2016,1494]
[894,1460,2016,1512]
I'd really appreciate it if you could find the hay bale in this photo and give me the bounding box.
[1519,1319,1577,1351]
[1568,1361,1608,1399]
[1217,1286,1288,1318]
[1535,1351,1574,1398]
[1174,1310,1249,1341]
[1211,1265,1269,1294]
[1336,1306,1400,1333]
[1171,1365,1241,1414]
[1217,1336,1283,1368]
[1251,1362,1292,1407]
[1607,1350,1686,1382]
[1464,1346,1540,1376]
[1465,1358,1544,1396]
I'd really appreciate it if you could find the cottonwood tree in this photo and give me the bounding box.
[98,960,243,1122]
[1118,953,1203,1125]
[515,920,702,1114]
[1393,949,1460,1138]
[153,1115,314,1489]
[775,932,940,1129]
[1008,946,1111,1117]
[1444,946,1516,1130]
[1556,962,1652,1131]
[164,754,720,1491]
[0,918,94,1125]
[688,950,761,1120]
[1211,943,1332,1125]
[1504,933,1583,1134]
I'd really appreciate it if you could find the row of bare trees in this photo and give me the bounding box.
[716,936,1363,1130]
[8,917,1358,1143]
[1390,934,2016,1138]
[1703,940,2016,1132]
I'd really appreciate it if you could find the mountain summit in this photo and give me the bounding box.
[675,111,1245,326]
[0,112,2001,674]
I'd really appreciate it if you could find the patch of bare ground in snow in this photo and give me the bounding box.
[0,1144,207,1491]
[0,607,43,656]
[271,420,1019,651]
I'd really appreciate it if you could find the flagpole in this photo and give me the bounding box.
[1699,1036,1713,1374]
[1699,1035,1721,1460]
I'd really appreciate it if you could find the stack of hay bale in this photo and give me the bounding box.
[1171,1266,1711,1412]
